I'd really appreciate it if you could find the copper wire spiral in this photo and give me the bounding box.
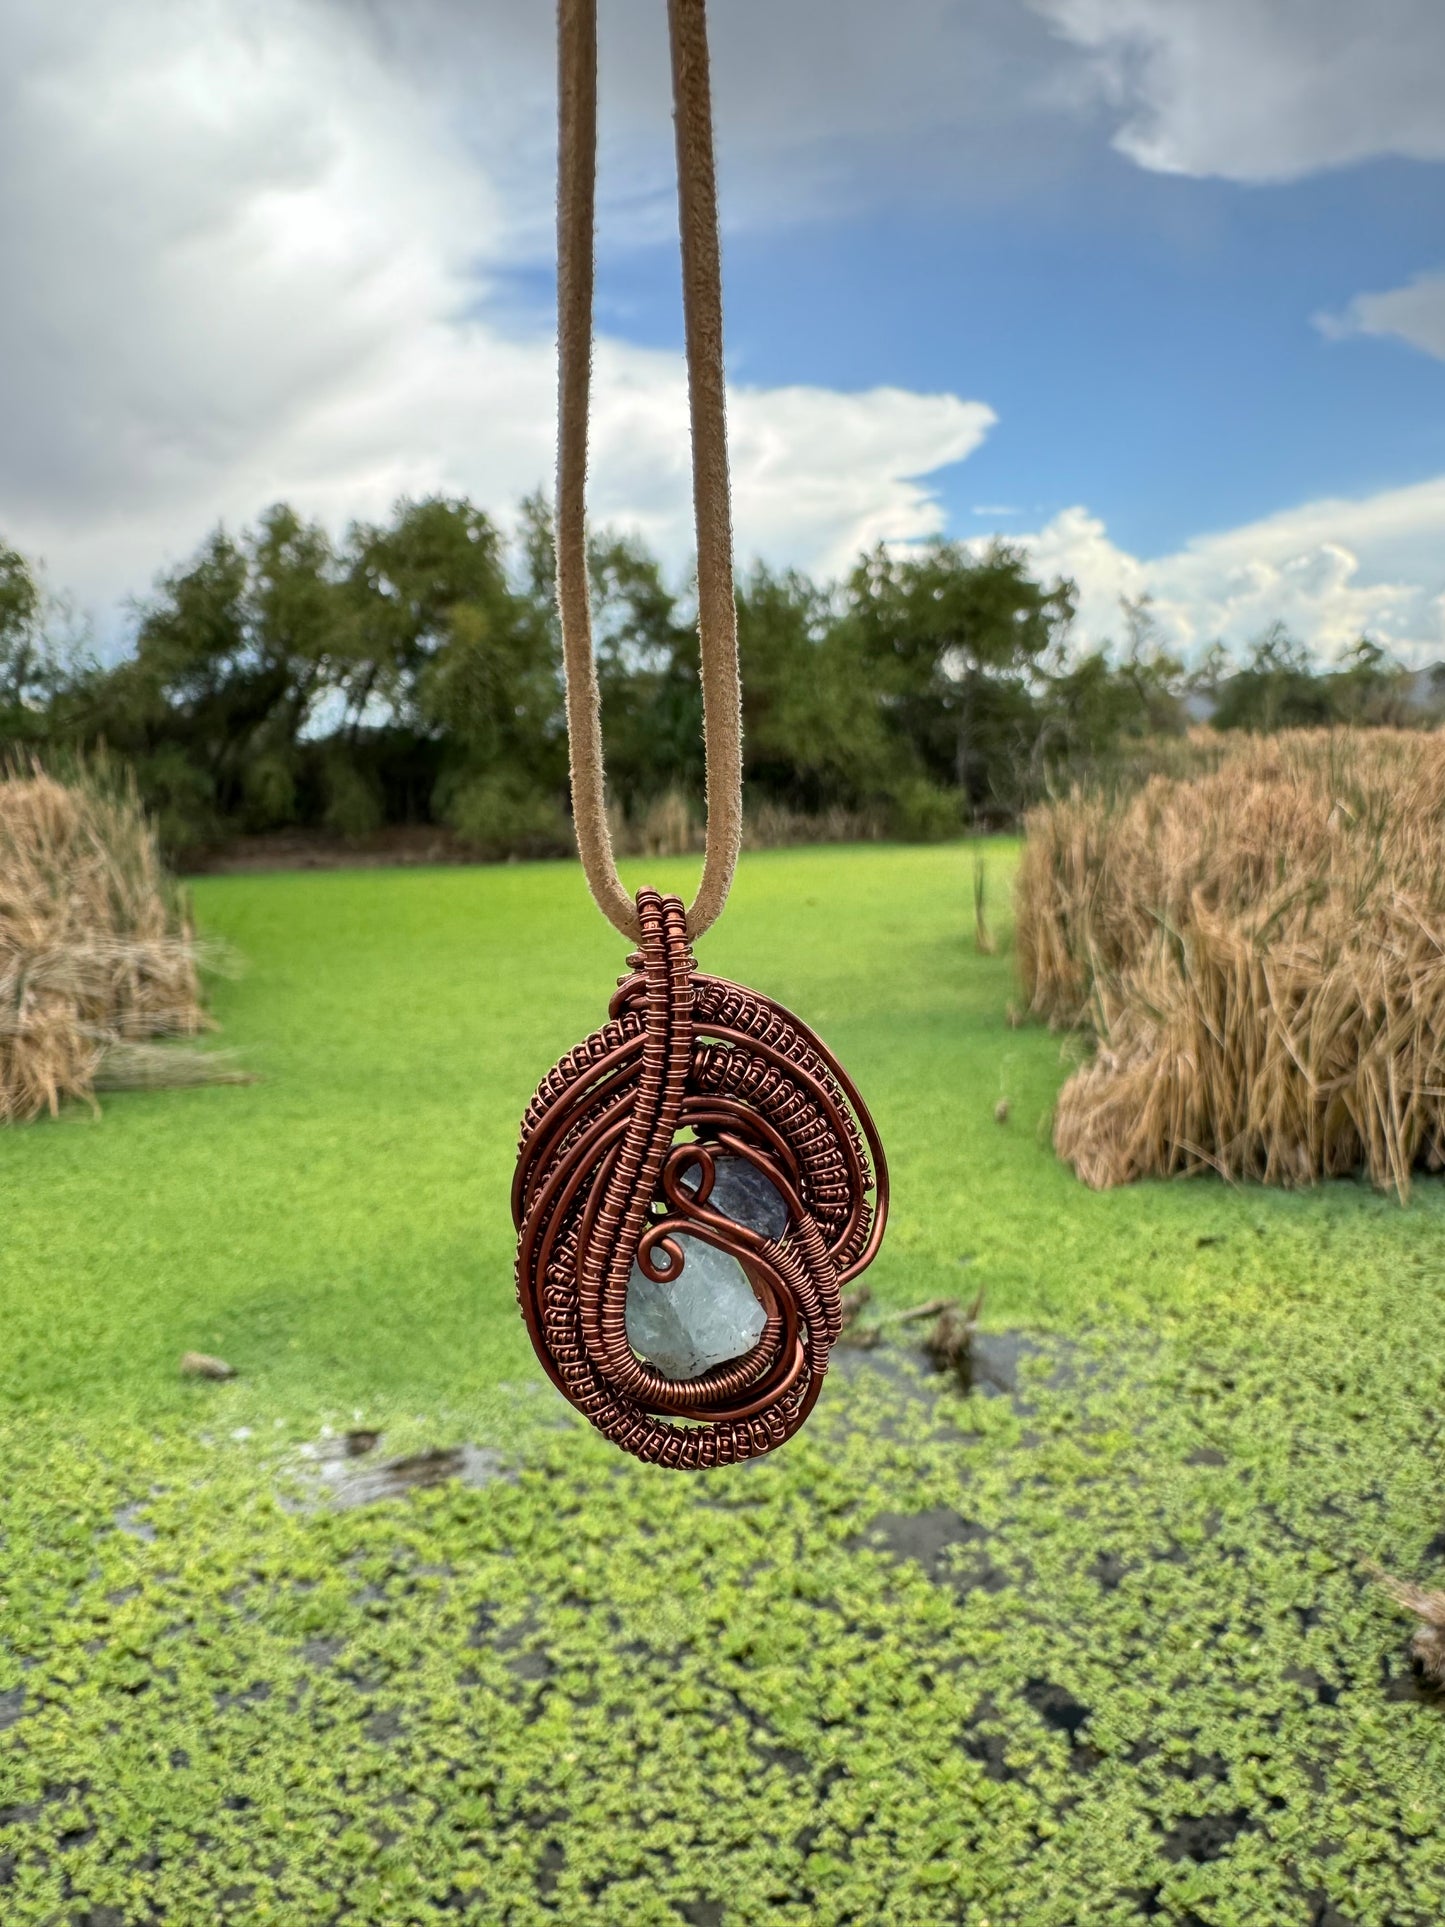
[512,888,888,1466]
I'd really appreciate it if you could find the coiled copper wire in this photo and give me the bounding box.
[513,888,888,1466]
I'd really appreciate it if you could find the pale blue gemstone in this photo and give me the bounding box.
[626,1233,766,1382]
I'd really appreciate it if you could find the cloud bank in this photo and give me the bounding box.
[1033,0,1445,181]
[1,0,1442,673]
[0,0,991,636]
[1006,478,1445,666]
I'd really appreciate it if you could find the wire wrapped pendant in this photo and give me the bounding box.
[513,888,888,1466]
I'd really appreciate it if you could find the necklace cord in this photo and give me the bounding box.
[556,0,742,944]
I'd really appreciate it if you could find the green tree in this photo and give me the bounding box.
[735,564,903,809]
[584,531,703,815]
[1036,597,1186,778]
[0,541,92,741]
[346,497,525,734]
[396,497,567,842]
[0,540,43,715]
[82,506,348,843]
[1326,636,1416,726]
[845,539,1076,817]
[1213,623,1336,732]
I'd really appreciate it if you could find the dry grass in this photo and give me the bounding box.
[605,790,882,860]
[1017,729,1445,1197]
[0,761,237,1122]
[1367,1563,1445,1685]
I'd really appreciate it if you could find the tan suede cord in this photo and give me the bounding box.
[556,0,743,943]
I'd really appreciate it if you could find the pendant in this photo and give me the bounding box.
[513,888,888,1467]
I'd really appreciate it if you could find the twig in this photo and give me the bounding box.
[874,1296,957,1328]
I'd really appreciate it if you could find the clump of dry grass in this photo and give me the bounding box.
[1367,1563,1445,1685]
[0,761,238,1122]
[1016,729,1445,1197]
[742,799,881,852]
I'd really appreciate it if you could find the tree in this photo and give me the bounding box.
[1036,597,1186,777]
[845,539,1076,817]
[582,531,703,814]
[1187,640,1232,720]
[345,495,564,834]
[0,541,42,712]
[81,507,348,841]
[1327,636,1415,727]
[0,541,91,739]
[735,565,902,810]
[1115,596,1187,737]
[346,497,523,733]
[1212,623,1336,733]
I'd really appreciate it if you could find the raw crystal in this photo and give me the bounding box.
[680,1154,790,1240]
[626,1234,766,1382]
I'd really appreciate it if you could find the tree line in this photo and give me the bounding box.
[1,494,1438,856]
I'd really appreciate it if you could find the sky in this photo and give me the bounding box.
[2,0,1444,664]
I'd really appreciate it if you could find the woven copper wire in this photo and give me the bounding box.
[512,887,888,1466]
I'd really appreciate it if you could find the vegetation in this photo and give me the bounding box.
[5,505,1439,860]
[0,760,231,1121]
[3,848,1445,1924]
[1018,730,1445,1197]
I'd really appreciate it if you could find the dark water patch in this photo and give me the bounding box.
[1021,1678,1092,1742]
[507,1650,553,1684]
[1158,1808,1255,1862]
[214,1680,271,1711]
[1162,1752,1228,1785]
[292,1436,510,1510]
[1091,1551,1127,1591]
[753,1739,810,1777]
[1284,1665,1341,1707]
[1305,1891,1358,1927]
[961,1724,1021,1784]
[831,1326,1066,1409]
[336,1444,506,1506]
[1382,1647,1445,1707]
[536,1837,565,1898]
[851,1506,988,1587]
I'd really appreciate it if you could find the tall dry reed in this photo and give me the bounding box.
[0,762,233,1121]
[1017,730,1445,1197]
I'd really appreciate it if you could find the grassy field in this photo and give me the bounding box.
[8,838,1424,1422]
[3,842,1445,1925]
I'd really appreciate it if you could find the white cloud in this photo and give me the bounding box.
[0,0,991,641]
[998,480,1445,664]
[1010,506,1150,637]
[4,0,1444,671]
[1032,0,1445,181]
[1317,272,1445,363]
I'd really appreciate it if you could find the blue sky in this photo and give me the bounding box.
[557,151,1445,562]
[2,0,1444,661]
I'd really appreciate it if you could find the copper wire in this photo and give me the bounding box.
[513,888,889,1466]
